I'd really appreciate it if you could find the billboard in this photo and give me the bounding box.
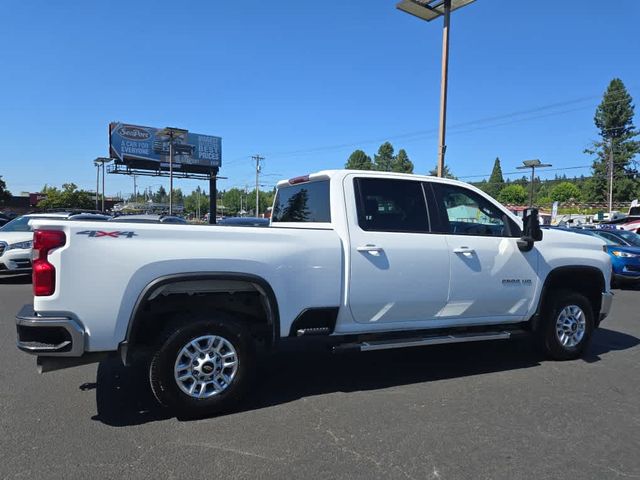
[109,122,221,173]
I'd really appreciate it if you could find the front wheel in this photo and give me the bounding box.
[149,317,255,417]
[540,291,594,360]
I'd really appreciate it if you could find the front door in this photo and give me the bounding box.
[429,182,539,320]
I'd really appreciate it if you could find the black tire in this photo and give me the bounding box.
[149,316,255,417]
[540,290,594,360]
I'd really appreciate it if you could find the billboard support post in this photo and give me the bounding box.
[169,141,174,215]
[209,168,219,225]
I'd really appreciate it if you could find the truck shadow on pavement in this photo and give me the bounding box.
[0,274,31,284]
[90,327,639,427]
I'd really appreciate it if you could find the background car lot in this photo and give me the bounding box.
[1,277,639,479]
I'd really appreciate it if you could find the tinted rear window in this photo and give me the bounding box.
[272,181,331,223]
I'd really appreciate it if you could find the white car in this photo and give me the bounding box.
[0,213,110,274]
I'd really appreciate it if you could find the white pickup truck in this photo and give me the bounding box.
[16,170,613,416]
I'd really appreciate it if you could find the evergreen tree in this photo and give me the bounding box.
[391,149,414,173]
[584,78,640,202]
[345,150,373,170]
[486,157,504,198]
[0,176,10,206]
[373,142,395,171]
[428,164,456,179]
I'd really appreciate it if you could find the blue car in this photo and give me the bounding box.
[571,228,640,286]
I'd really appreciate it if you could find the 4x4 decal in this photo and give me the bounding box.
[77,230,137,238]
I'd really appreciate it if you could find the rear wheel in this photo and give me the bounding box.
[149,317,255,417]
[540,290,594,360]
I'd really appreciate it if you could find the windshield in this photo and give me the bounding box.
[613,230,640,247]
[0,216,31,232]
[0,215,64,232]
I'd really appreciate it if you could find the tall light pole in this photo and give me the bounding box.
[396,0,476,177]
[94,157,113,212]
[517,159,552,207]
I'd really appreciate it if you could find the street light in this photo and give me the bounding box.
[156,127,188,215]
[93,157,113,212]
[396,0,476,177]
[517,159,552,207]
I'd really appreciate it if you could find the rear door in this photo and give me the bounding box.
[346,176,450,324]
[428,182,539,320]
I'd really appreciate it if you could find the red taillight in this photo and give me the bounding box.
[32,230,66,296]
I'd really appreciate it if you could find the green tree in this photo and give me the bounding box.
[584,78,640,202]
[221,188,245,215]
[485,157,504,198]
[38,183,94,210]
[549,182,581,202]
[0,176,11,206]
[345,150,373,170]
[151,186,168,203]
[373,142,395,171]
[428,164,457,179]
[391,149,414,173]
[184,187,209,217]
[497,184,527,205]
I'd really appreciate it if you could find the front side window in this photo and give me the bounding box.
[272,180,331,223]
[354,178,429,233]
[431,183,520,237]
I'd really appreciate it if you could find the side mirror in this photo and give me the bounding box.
[518,208,543,252]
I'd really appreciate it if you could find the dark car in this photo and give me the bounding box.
[109,214,188,224]
[217,217,270,227]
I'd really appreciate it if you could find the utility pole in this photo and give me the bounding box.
[608,137,614,215]
[252,155,264,217]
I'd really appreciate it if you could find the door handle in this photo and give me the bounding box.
[357,244,383,256]
[453,246,475,255]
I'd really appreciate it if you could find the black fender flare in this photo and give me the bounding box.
[530,265,605,332]
[118,272,280,365]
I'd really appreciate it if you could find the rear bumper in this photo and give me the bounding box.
[16,304,85,357]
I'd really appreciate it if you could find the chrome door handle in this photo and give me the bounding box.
[453,246,475,255]
[357,244,383,256]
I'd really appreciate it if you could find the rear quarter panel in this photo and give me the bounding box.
[30,220,343,351]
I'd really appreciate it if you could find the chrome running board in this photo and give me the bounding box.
[358,331,513,352]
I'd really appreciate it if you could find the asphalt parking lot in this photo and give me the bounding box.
[1,276,639,480]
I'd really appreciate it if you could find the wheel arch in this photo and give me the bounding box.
[119,272,280,365]
[531,265,605,332]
